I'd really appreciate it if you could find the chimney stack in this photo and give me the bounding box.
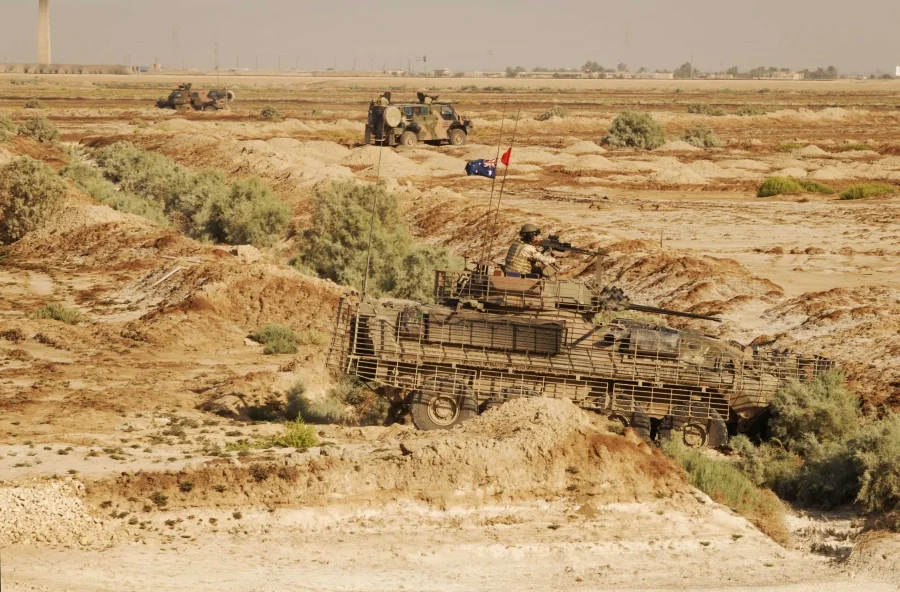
[37,0,51,65]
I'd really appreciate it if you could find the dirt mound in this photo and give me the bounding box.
[340,146,426,177]
[846,532,900,583]
[652,166,709,185]
[795,145,830,157]
[89,398,688,509]
[0,482,109,547]
[563,140,606,155]
[564,154,616,173]
[809,166,849,180]
[655,140,702,153]
[774,167,808,178]
[290,140,351,164]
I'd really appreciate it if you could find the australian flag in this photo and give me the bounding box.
[465,158,496,179]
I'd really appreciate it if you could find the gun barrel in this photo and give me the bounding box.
[628,303,722,323]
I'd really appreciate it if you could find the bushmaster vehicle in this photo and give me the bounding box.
[328,266,833,448]
[364,92,472,147]
[156,83,235,111]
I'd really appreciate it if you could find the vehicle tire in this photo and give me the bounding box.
[659,403,728,448]
[399,130,418,148]
[226,90,236,101]
[448,128,467,146]
[203,104,217,112]
[411,390,477,431]
[610,393,651,442]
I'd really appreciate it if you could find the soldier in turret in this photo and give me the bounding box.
[374,91,392,106]
[504,223,557,278]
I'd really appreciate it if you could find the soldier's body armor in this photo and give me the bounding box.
[505,241,532,274]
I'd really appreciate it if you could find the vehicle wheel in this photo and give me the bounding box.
[609,393,651,441]
[399,130,418,148]
[411,390,476,430]
[448,128,467,146]
[659,403,728,448]
[203,105,217,112]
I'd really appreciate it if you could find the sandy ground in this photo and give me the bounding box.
[2,77,900,591]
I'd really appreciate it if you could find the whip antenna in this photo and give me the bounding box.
[361,116,386,299]
[485,108,520,261]
[478,103,507,267]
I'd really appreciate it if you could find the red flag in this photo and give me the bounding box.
[500,147,512,166]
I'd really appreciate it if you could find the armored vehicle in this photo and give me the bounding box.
[156,83,235,111]
[364,92,471,147]
[328,267,833,448]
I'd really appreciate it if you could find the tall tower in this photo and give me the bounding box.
[37,0,51,65]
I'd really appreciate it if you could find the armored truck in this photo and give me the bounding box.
[328,267,833,448]
[156,83,235,111]
[364,92,471,147]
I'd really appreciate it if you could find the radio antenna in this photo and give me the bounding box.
[485,108,520,262]
[361,117,386,299]
[478,102,506,268]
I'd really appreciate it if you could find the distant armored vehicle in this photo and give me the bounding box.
[329,263,833,448]
[156,83,235,111]
[364,92,471,147]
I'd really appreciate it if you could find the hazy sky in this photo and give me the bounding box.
[1,0,898,74]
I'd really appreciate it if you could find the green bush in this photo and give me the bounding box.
[60,163,168,226]
[250,324,299,355]
[261,105,282,122]
[24,98,45,109]
[287,378,387,426]
[602,111,666,150]
[757,176,804,197]
[730,435,801,499]
[686,103,725,116]
[796,179,836,194]
[792,440,860,508]
[681,124,721,148]
[18,116,59,143]
[94,142,189,206]
[195,177,290,246]
[0,115,16,142]
[851,414,900,513]
[776,141,806,152]
[736,106,766,116]
[839,183,897,200]
[770,371,861,454]
[536,105,569,121]
[297,180,456,301]
[32,303,83,324]
[664,439,789,544]
[296,329,328,346]
[262,418,318,450]
[842,142,872,151]
[0,156,68,244]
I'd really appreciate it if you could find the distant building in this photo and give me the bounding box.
[896,66,900,77]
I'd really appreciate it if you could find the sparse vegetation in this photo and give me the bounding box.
[839,183,896,200]
[736,106,766,116]
[796,179,836,194]
[663,439,789,544]
[296,180,456,301]
[0,156,69,244]
[776,141,805,152]
[287,378,388,426]
[602,111,666,150]
[24,98,45,109]
[681,124,721,148]
[841,142,872,151]
[0,115,17,142]
[686,103,725,116]
[18,116,59,143]
[261,105,283,122]
[536,105,569,121]
[757,177,803,197]
[770,371,861,453]
[60,162,168,226]
[250,324,299,355]
[263,418,318,450]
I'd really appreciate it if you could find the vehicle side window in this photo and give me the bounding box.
[403,106,413,117]
[440,106,454,120]
[419,106,430,116]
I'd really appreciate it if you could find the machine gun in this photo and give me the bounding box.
[596,285,722,323]
[540,234,606,257]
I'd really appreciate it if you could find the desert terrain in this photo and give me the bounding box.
[1,74,899,591]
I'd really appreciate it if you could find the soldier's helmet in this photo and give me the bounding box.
[520,223,540,237]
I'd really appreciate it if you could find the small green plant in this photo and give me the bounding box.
[681,124,721,148]
[0,156,68,244]
[841,142,872,151]
[18,116,59,143]
[736,106,766,116]
[536,105,569,121]
[686,103,725,116]
[24,98,45,109]
[0,115,17,142]
[264,418,319,450]
[149,491,168,508]
[178,481,194,493]
[261,105,283,122]
[796,179,836,194]
[839,183,897,200]
[776,141,806,152]
[32,303,83,324]
[250,324,299,355]
[664,439,789,544]
[757,177,804,197]
[602,111,666,150]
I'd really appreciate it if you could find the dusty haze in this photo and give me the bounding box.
[0,0,898,74]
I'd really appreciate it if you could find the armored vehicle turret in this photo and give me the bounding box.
[328,266,833,448]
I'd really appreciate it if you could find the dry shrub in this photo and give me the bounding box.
[736,106,766,116]
[18,116,58,143]
[664,439,789,544]
[0,115,16,142]
[297,180,456,301]
[261,105,283,121]
[60,163,168,226]
[839,183,896,200]
[32,303,84,325]
[287,378,387,426]
[681,124,721,148]
[757,176,803,197]
[852,414,900,513]
[776,141,805,152]
[536,105,569,121]
[0,156,68,244]
[796,179,836,194]
[24,98,45,109]
[602,111,665,150]
[195,177,290,247]
[686,103,725,116]
[250,324,298,355]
